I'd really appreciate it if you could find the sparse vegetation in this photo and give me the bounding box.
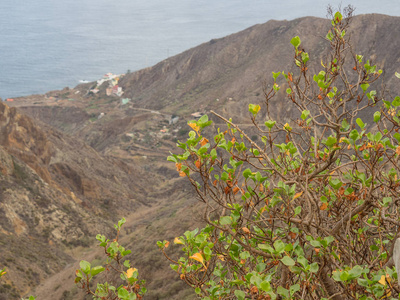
[75,218,146,299]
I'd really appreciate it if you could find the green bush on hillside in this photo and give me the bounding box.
[74,218,146,300]
[160,7,400,300]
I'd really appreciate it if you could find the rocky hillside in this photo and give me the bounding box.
[3,13,400,300]
[0,101,165,299]
[10,14,400,157]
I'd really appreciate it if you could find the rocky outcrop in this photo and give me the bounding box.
[0,101,152,298]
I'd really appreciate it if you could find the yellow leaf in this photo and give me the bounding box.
[396,146,400,155]
[292,191,303,200]
[386,274,391,284]
[189,253,204,265]
[283,123,292,132]
[0,271,6,276]
[174,237,184,245]
[188,123,200,133]
[218,255,225,261]
[126,268,137,278]
[378,275,386,286]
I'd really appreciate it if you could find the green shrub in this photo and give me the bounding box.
[160,8,400,300]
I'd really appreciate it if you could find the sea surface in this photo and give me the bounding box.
[0,0,398,99]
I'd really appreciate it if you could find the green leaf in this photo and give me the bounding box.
[340,271,349,281]
[220,216,232,225]
[326,31,333,41]
[121,250,132,257]
[374,132,382,142]
[309,262,319,273]
[373,111,381,122]
[329,179,342,190]
[91,266,105,277]
[167,155,177,163]
[249,104,261,116]
[294,206,301,216]
[273,240,285,254]
[301,52,309,63]
[258,243,275,254]
[265,120,276,129]
[256,263,267,272]
[118,287,130,299]
[79,260,91,275]
[360,83,369,93]
[272,72,281,81]
[325,136,337,147]
[349,129,359,141]
[393,96,400,107]
[334,11,342,23]
[198,114,209,125]
[297,255,308,268]
[286,88,292,94]
[348,265,364,280]
[277,286,289,298]
[243,168,252,178]
[310,240,321,248]
[290,266,303,274]
[394,132,400,143]
[290,36,301,49]
[234,290,246,300]
[290,284,300,296]
[260,281,271,292]
[395,72,400,79]
[356,118,365,129]
[301,110,310,120]
[281,256,295,266]
[324,236,335,245]
[332,270,342,282]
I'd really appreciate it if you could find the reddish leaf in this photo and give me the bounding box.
[320,202,328,210]
[200,138,209,146]
[242,227,251,234]
[396,146,400,155]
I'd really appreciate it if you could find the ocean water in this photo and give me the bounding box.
[0,0,398,99]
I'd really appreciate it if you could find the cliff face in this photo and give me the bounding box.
[0,101,154,298]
